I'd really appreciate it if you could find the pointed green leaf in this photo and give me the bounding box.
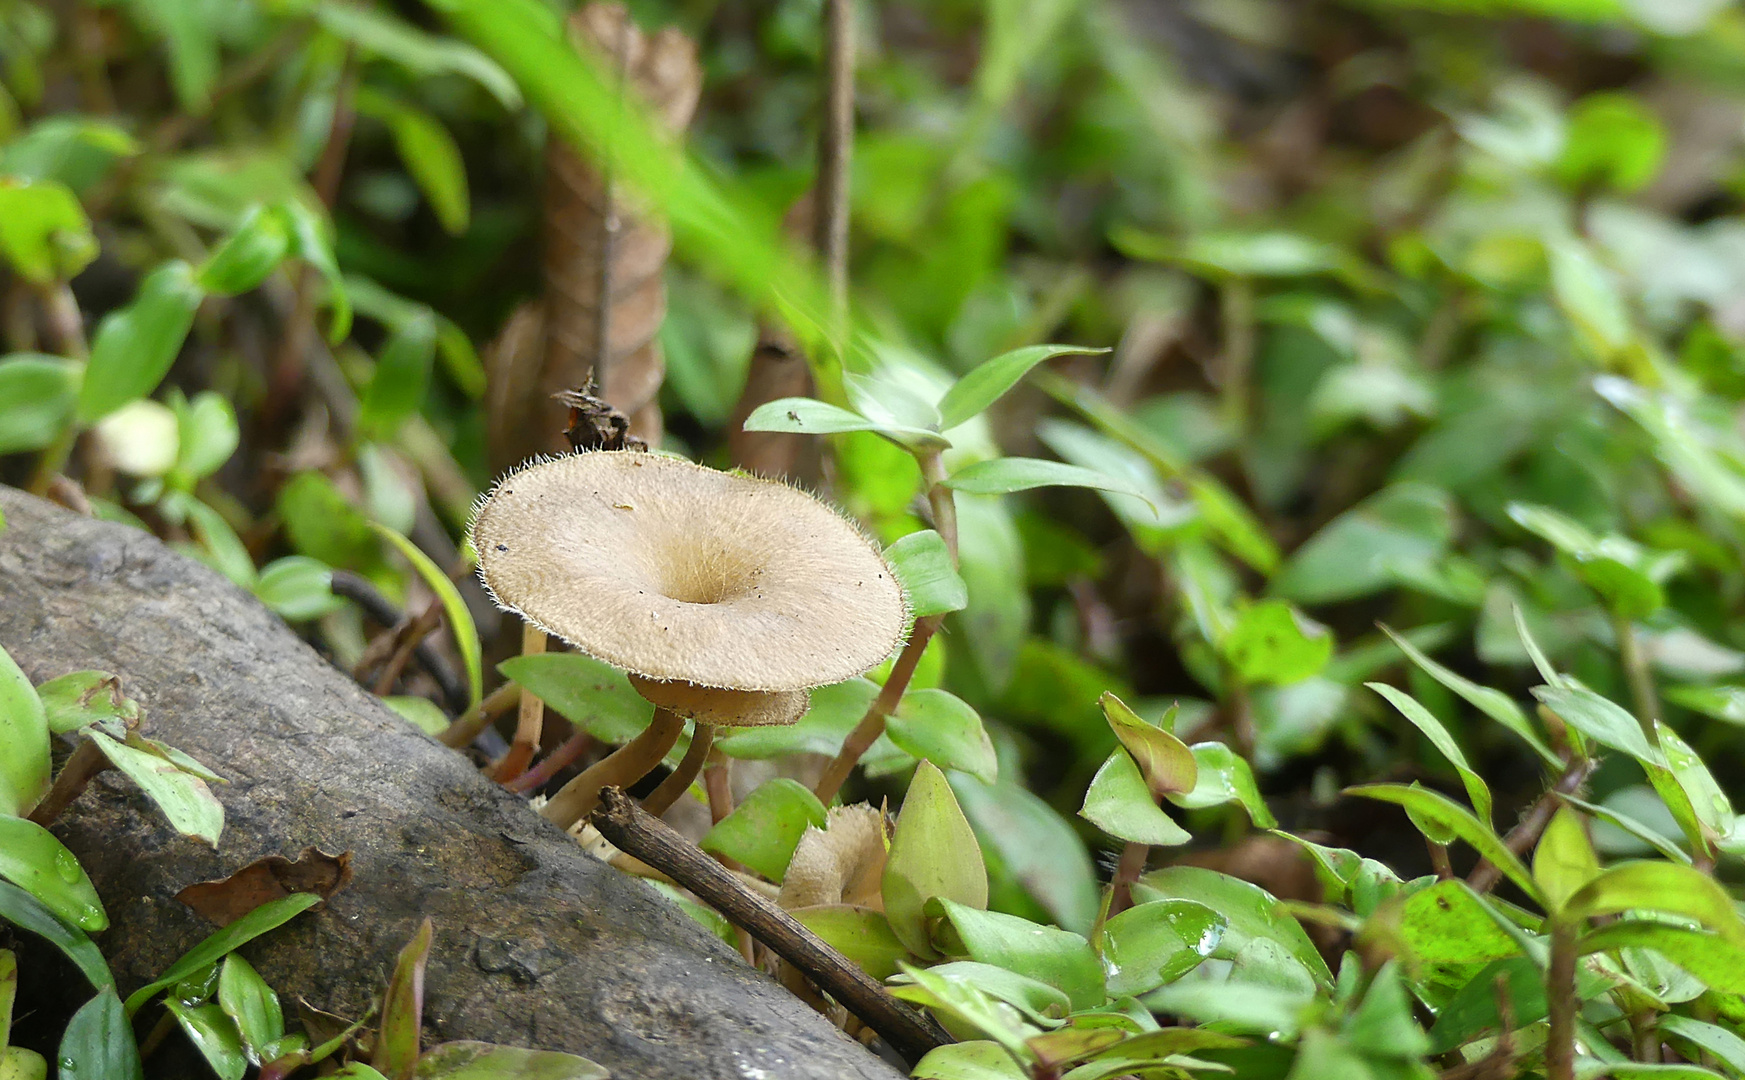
[1079,749,1191,847]
[59,990,141,1080]
[1566,862,1745,943]
[886,529,966,617]
[196,204,292,296]
[791,907,911,981]
[883,761,989,959]
[1100,693,1194,797]
[1345,784,1542,906]
[218,955,283,1061]
[1380,625,1557,766]
[1580,923,1745,995]
[374,918,432,1080]
[1098,898,1226,996]
[124,892,321,1016]
[165,1001,246,1080]
[700,779,827,882]
[931,899,1104,1010]
[374,523,480,712]
[942,458,1157,512]
[89,732,223,845]
[888,689,997,784]
[0,645,49,816]
[1659,1015,1745,1076]
[742,398,946,448]
[1222,601,1332,686]
[936,345,1108,432]
[1399,879,1522,965]
[1169,742,1276,828]
[1138,865,1334,991]
[413,1042,609,1080]
[1534,685,1658,765]
[1368,682,1492,824]
[1534,806,1601,916]
[1514,605,1563,689]
[1344,962,1429,1059]
[76,260,205,424]
[0,880,112,990]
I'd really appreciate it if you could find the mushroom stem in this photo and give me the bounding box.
[812,615,939,804]
[490,623,549,781]
[642,722,714,816]
[541,706,685,828]
[703,744,734,825]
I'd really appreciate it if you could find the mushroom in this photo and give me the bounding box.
[471,450,908,828]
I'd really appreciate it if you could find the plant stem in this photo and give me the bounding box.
[814,0,854,318]
[1427,839,1454,880]
[812,615,939,803]
[1545,920,1579,1080]
[490,623,549,783]
[703,743,735,825]
[918,449,959,561]
[1107,841,1149,918]
[27,740,109,827]
[1468,758,1594,894]
[372,600,441,697]
[643,723,714,817]
[1613,614,1658,736]
[540,707,684,828]
[1219,277,1256,433]
[438,682,520,748]
[504,728,596,795]
[28,281,91,495]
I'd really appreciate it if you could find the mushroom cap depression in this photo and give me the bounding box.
[472,451,909,693]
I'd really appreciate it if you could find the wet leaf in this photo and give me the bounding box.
[59,990,141,1080]
[218,955,283,1061]
[1138,866,1333,991]
[699,779,827,882]
[1170,742,1276,828]
[165,1000,246,1080]
[884,761,989,959]
[0,880,112,990]
[125,892,321,1016]
[0,644,49,815]
[1098,898,1226,996]
[1345,783,1542,906]
[1534,685,1659,765]
[1079,749,1191,846]
[888,689,997,783]
[374,918,433,1080]
[886,530,967,617]
[0,817,105,931]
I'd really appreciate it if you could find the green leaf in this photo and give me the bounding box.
[1368,682,1492,824]
[700,779,827,882]
[1654,720,1732,839]
[181,498,256,587]
[911,1041,1028,1080]
[1345,784,1542,906]
[0,355,79,455]
[1565,862,1745,943]
[1426,956,1545,1054]
[1558,92,1665,193]
[1380,625,1558,766]
[1549,236,1630,358]
[935,345,1108,431]
[1138,865,1334,992]
[1101,693,1194,796]
[1344,962,1429,1059]
[384,697,450,736]
[889,962,1037,1058]
[1579,923,1745,995]
[741,397,945,448]
[1222,600,1333,686]
[172,390,239,483]
[0,949,14,1048]
[355,89,470,236]
[1659,1015,1745,1076]
[164,1001,246,1080]
[253,557,343,621]
[58,990,141,1080]
[280,200,351,344]
[950,772,1101,935]
[1098,898,1226,996]
[196,204,292,296]
[1169,742,1277,829]
[1533,685,1659,765]
[886,530,967,618]
[1142,981,1312,1037]
[374,918,432,1080]
[942,457,1157,513]
[1398,879,1522,965]
[312,3,521,109]
[0,178,96,284]
[0,817,105,932]
[374,523,481,712]
[76,260,204,424]
[930,899,1104,1010]
[717,677,877,759]
[217,955,283,1061]
[1079,749,1191,847]
[1274,483,1453,605]
[88,732,223,845]
[276,472,382,571]
[791,907,911,981]
[1534,806,1601,916]
[883,761,989,959]
[498,653,652,744]
[887,689,997,783]
[124,892,321,1016]
[413,1042,609,1080]
[0,880,112,990]
[0,644,50,816]
[359,312,438,439]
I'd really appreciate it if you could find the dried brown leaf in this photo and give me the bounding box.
[176,846,354,925]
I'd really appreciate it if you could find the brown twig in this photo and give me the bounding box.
[814,0,854,316]
[331,571,466,711]
[372,600,442,697]
[27,740,110,827]
[540,707,685,828]
[1467,758,1595,894]
[438,682,520,748]
[1427,839,1454,880]
[813,615,939,803]
[503,728,597,795]
[590,787,952,1065]
[1107,841,1149,918]
[643,722,713,817]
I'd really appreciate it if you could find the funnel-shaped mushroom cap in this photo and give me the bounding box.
[472,452,907,692]
[628,675,809,727]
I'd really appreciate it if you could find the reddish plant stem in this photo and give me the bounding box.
[1467,758,1595,894]
[812,615,939,804]
[490,623,549,783]
[27,741,110,827]
[1545,920,1579,1080]
[1427,840,1454,880]
[503,728,597,795]
[1107,841,1149,918]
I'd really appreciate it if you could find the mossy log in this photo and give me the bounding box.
[0,486,901,1080]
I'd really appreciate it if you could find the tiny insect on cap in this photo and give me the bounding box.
[471,451,909,697]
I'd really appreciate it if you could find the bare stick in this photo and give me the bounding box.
[372,600,442,697]
[491,623,549,782]
[590,787,951,1065]
[643,723,713,817]
[814,0,854,315]
[541,708,685,828]
[27,740,110,827]
[438,682,520,748]
[331,570,465,711]
[504,728,597,795]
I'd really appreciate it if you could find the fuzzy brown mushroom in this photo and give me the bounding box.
[471,451,908,827]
